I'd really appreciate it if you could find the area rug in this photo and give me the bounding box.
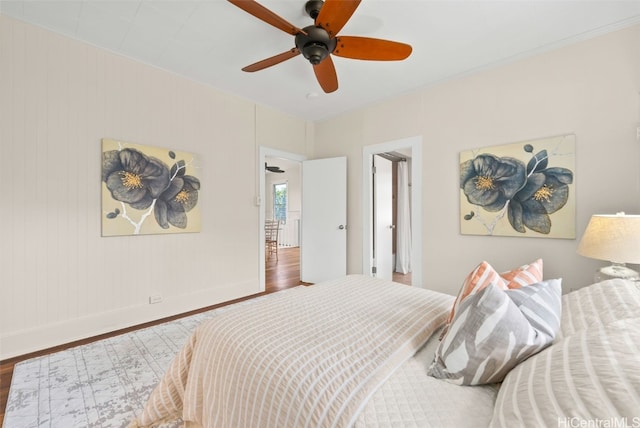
[3,290,293,428]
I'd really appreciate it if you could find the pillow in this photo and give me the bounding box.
[427,278,561,385]
[557,278,640,341]
[498,258,543,287]
[441,259,543,338]
[490,318,640,427]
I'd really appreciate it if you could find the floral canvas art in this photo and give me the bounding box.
[101,138,201,236]
[459,134,575,239]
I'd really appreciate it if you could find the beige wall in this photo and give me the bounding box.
[0,16,310,359]
[2,14,639,359]
[314,24,640,295]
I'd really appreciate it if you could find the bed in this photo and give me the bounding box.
[128,266,640,428]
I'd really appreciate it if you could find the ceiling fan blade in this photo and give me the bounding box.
[266,165,284,173]
[333,36,412,61]
[242,48,300,72]
[228,0,305,36]
[313,56,338,93]
[315,0,361,37]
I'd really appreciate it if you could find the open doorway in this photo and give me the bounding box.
[259,149,348,290]
[373,152,413,286]
[363,136,423,287]
[264,156,301,291]
[259,147,306,292]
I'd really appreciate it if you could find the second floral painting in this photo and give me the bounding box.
[101,138,201,236]
[459,134,575,239]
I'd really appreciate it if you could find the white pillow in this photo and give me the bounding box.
[428,278,562,385]
[557,278,640,341]
[490,317,640,427]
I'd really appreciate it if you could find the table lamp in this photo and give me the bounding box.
[577,212,640,281]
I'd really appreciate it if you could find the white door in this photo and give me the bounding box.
[301,157,347,283]
[373,155,393,280]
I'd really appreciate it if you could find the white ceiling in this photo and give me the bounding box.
[3,0,640,122]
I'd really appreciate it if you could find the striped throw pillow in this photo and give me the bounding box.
[428,278,561,385]
[442,259,543,335]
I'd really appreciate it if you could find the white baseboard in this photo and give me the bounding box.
[0,280,259,360]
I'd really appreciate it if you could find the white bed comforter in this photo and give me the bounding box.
[128,275,454,428]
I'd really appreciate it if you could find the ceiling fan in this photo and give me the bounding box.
[228,0,412,93]
[265,162,285,173]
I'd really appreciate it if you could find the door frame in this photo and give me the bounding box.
[259,147,306,292]
[362,136,423,287]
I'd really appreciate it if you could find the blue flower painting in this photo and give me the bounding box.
[459,134,575,238]
[101,139,201,236]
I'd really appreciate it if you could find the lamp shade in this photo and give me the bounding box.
[577,213,640,264]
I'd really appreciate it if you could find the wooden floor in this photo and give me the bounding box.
[0,246,411,424]
[265,246,304,291]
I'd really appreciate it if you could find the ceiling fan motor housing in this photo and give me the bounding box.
[295,25,337,65]
[304,0,324,20]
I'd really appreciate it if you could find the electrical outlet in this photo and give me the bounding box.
[149,295,163,304]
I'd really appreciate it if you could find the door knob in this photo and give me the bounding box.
[389,225,396,229]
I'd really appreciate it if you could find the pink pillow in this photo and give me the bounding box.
[441,259,543,338]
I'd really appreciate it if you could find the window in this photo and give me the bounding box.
[273,183,287,223]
